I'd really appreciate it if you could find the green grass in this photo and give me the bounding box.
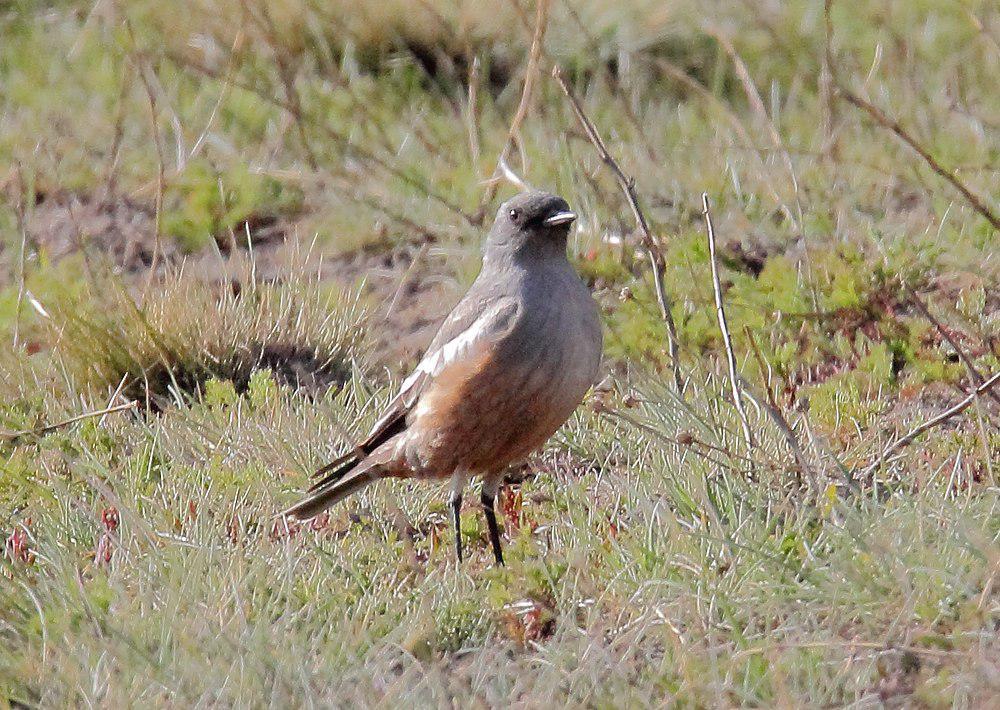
[2,368,998,705]
[1,0,998,706]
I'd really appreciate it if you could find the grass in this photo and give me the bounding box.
[1,0,998,706]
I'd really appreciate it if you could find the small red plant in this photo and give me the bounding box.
[102,506,119,533]
[227,515,242,545]
[5,521,34,567]
[95,506,119,567]
[502,599,556,647]
[270,515,301,541]
[309,512,330,532]
[501,486,523,534]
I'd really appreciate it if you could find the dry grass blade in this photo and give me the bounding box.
[123,16,166,301]
[705,28,800,231]
[702,194,754,451]
[11,166,29,350]
[553,66,683,394]
[1,401,137,443]
[480,0,550,211]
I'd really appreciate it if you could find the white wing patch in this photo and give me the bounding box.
[398,298,519,402]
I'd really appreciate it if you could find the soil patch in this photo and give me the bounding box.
[316,244,458,370]
[27,191,177,273]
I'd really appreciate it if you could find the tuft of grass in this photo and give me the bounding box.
[46,267,364,409]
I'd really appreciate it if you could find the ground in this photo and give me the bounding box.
[1,0,999,706]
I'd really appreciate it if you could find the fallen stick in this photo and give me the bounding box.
[861,371,1000,479]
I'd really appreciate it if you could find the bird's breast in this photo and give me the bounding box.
[403,263,601,476]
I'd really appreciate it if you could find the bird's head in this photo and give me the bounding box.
[485,191,576,261]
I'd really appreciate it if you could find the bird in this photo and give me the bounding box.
[283,191,603,566]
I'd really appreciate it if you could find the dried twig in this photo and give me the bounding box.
[706,28,801,232]
[561,0,658,161]
[824,1,1000,231]
[740,381,817,487]
[479,0,550,213]
[861,371,1000,479]
[702,194,754,451]
[838,91,999,230]
[11,166,29,350]
[464,56,482,167]
[384,242,429,323]
[496,156,533,192]
[820,0,841,158]
[907,287,1000,408]
[101,62,134,200]
[136,63,165,297]
[187,31,246,167]
[742,327,817,487]
[328,177,438,243]
[1,402,138,444]
[243,0,318,169]
[123,15,166,299]
[554,66,684,393]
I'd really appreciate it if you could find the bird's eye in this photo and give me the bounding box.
[508,209,520,222]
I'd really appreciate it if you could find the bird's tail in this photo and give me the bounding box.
[283,443,398,521]
[308,450,362,492]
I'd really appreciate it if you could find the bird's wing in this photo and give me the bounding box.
[309,295,519,486]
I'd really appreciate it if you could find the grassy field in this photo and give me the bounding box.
[1,0,999,706]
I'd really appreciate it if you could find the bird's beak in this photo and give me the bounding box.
[543,210,577,227]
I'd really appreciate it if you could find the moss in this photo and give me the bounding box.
[162,160,304,252]
[805,370,885,433]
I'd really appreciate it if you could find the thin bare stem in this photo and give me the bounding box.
[561,0,658,162]
[1,402,138,444]
[702,194,754,451]
[123,15,166,299]
[907,287,1000,408]
[820,0,841,158]
[464,56,482,167]
[101,62,134,200]
[824,1,999,231]
[384,242,429,323]
[188,31,246,166]
[479,0,550,213]
[11,167,29,350]
[242,0,318,170]
[862,371,1000,479]
[554,66,684,393]
[839,91,999,230]
[742,327,817,487]
[137,64,165,298]
[706,28,801,232]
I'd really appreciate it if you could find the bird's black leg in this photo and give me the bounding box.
[481,489,505,566]
[450,491,463,563]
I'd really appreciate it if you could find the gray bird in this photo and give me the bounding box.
[283,191,602,565]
